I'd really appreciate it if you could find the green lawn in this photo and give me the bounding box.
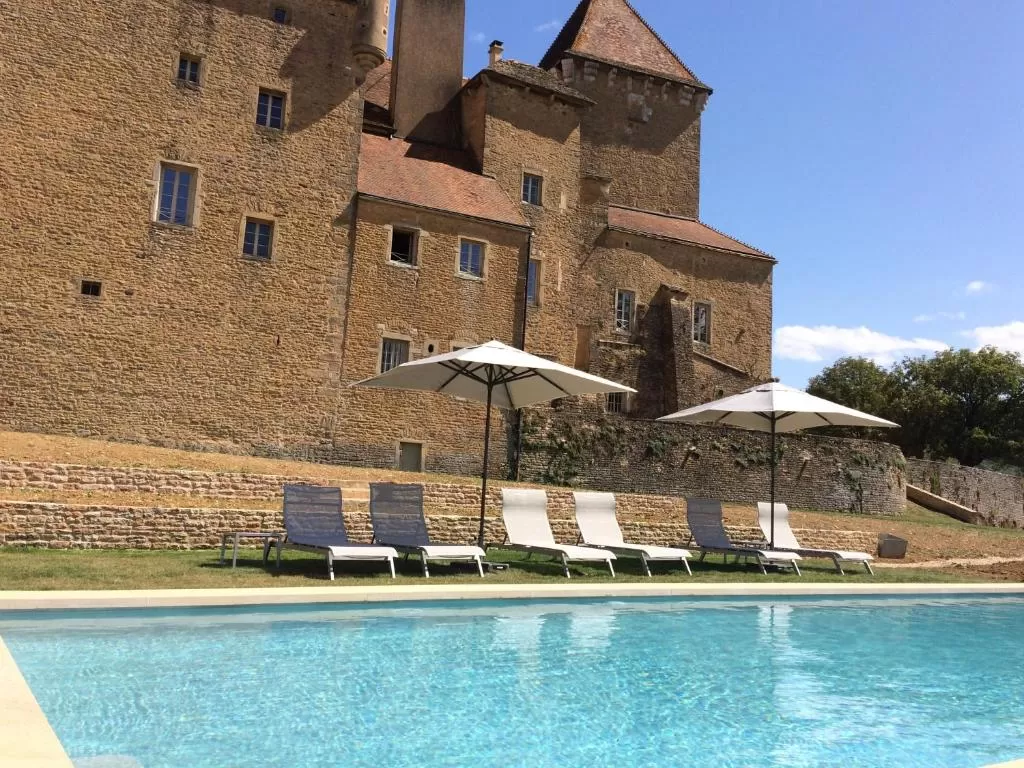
[0,547,982,590]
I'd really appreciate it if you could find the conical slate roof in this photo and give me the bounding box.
[539,0,707,88]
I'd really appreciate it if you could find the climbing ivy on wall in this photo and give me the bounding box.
[520,412,628,487]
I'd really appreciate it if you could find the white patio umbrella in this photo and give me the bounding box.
[657,381,899,547]
[354,340,636,547]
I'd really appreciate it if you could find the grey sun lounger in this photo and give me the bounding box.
[281,484,398,580]
[369,482,485,577]
[500,489,616,578]
[573,491,692,576]
[685,498,802,575]
[757,502,874,575]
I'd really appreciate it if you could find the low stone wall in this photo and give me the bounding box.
[0,483,876,553]
[520,414,907,515]
[0,461,349,500]
[906,459,1024,528]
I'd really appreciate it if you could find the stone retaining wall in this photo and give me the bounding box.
[520,416,907,515]
[906,459,1024,528]
[0,483,876,553]
[0,461,348,500]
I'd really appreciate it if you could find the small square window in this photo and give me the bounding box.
[157,163,196,227]
[380,338,410,373]
[615,289,635,333]
[80,280,102,297]
[271,6,290,23]
[459,239,484,278]
[606,392,626,414]
[527,259,541,306]
[522,173,543,206]
[390,228,417,265]
[177,55,201,85]
[398,441,424,472]
[243,218,274,260]
[256,89,286,129]
[693,302,712,344]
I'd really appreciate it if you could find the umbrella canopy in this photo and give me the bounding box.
[355,340,636,548]
[659,382,900,433]
[658,381,898,549]
[356,340,636,409]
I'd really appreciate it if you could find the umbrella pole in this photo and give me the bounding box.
[769,416,776,549]
[477,380,494,550]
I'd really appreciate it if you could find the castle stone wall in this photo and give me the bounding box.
[906,459,1024,529]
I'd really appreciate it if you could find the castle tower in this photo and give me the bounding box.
[390,0,466,147]
[540,0,711,217]
[351,0,389,82]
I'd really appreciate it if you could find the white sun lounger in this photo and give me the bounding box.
[757,502,874,575]
[686,498,802,575]
[573,491,692,576]
[282,485,398,580]
[500,489,616,578]
[369,482,485,577]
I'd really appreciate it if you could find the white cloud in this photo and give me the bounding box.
[913,311,966,323]
[964,322,1024,356]
[469,31,487,44]
[535,19,561,32]
[966,280,992,295]
[775,325,949,365]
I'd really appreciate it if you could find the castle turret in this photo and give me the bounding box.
[351,0,389,83]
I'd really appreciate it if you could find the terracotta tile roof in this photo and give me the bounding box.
[361,59,392,112]
[358,134,527,227]
[607,205,773,260]
[539,0,708,88]
[480,59,594,105]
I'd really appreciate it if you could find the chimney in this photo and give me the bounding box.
[489,40,504,67]
[390,0,466,147]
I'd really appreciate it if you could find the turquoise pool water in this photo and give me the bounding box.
[2,596,1023,768]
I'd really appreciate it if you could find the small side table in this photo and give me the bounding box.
[219,531,284,569]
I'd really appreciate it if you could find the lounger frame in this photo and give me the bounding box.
[369,482,485,578]
[685,498,802,575]
[757,502,874,575]
[573,491,692,577]
[499,489,616,579]
[281,484,397,580]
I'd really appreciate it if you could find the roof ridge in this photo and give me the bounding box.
[619,0,698,83]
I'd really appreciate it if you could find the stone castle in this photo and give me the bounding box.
[0,0,775,476]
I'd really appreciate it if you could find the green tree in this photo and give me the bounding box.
[807,357,896,420]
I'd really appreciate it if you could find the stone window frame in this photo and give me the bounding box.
[395,440,426,472]
[377,332,413,374]
[175,53,203,88]
[456,237,489,281]
[77,278,103,300]
[521,169,545,207]
[255,87,288,131]
[386,224,422,269]
[238,213,278,262]
[693,300,714,345]
[151,160,201,230]
[605,391,629,415]
[614,288,636,334]
[526,256,543,308]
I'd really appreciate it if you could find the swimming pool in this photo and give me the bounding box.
[2,596,1023,768]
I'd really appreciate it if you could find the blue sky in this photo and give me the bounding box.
[416,0,1024,385]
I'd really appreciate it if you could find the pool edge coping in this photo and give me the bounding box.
[2,581,1024,610]
[3,583,1024,768]
[0,637,74,767]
